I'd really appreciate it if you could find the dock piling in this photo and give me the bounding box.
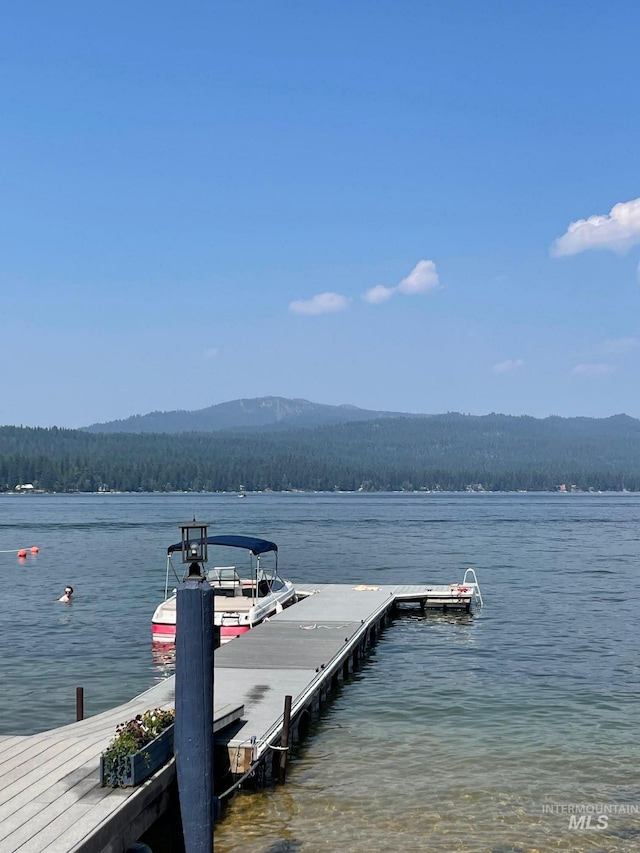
[75,686,84,721]
[278,694,292,784]
[175,567,215,853]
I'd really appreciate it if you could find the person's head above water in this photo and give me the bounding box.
[59,586,74,603]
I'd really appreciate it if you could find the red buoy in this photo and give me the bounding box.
[30,546,39,554]
[17,549,27,559]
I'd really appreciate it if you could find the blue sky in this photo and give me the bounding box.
[3,1,640,427]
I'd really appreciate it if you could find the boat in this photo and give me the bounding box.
[151,534,297,645]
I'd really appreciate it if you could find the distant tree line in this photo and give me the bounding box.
[2,413,640,493]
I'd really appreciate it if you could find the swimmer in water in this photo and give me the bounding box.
[58,586,74,603]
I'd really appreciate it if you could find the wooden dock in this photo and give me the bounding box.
[0,678,240,853]
[0,580,481,852]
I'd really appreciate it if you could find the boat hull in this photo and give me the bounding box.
[151,583,297,644]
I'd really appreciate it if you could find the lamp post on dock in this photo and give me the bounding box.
[175,520,215,853]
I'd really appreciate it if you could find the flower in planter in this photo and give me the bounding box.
[101,708,175,788]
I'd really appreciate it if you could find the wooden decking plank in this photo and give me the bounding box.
[0,735,60,770]
[1,787,90,848]
[0,751,173,853]
[0,738,110,824]
[0,695,238,851]
[0,731,83,764]
[0,760,111,852]
[0,735,29,749]
[50,761,175,853]
[0,725,111,772]
[3,796,96,853]
[0,737,83,804]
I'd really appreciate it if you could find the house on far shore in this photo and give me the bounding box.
[14,483,35,492]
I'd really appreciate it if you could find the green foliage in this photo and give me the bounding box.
[101,708,175,788]
[2,413,640,492]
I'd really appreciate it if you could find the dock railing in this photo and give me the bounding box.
[462,567,483,608]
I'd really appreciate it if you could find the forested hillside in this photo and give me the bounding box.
[3,413,640,493]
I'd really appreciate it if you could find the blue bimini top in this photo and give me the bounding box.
[167,534,278,556]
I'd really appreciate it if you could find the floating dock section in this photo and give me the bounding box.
[215,577,481,785]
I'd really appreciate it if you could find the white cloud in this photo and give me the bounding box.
[362,259,440,305]
[397,260,440,295]
[571,363,616,377]
[492,359,524,374]
[601,337,640,354]
[362,284,394,304]
[551,197,640,257]
[289,291,351,315]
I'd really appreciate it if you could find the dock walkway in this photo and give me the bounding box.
[0,679,176,853]
[0,580,480,852]
[0,682,239,853]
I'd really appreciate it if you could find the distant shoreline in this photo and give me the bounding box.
[2,488,638,496]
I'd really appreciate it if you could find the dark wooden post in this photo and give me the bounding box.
[75,687,84,721]
[175,568,215,853]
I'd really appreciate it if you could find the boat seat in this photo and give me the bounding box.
[207,566,240,584]
[212,587,236,598]
[258,580,271,596]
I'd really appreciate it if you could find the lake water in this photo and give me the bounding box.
[1,492,639,852]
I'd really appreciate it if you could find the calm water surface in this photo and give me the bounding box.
[1,492,639,852]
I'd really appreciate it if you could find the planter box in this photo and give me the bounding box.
[100,724,174,788]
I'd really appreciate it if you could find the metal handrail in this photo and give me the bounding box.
[462,567,483,608]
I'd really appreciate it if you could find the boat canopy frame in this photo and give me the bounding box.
[163,534,279,601]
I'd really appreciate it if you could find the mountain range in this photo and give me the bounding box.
[83,397,640,441]
[84,396,419,433]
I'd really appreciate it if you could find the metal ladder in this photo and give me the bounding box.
[462,567,484,608]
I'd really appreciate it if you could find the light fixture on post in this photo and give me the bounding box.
[180,519,208,578]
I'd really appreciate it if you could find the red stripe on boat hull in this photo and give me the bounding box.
[152,623,177,642]
[152,623,252,643]
[220,625,250,642]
